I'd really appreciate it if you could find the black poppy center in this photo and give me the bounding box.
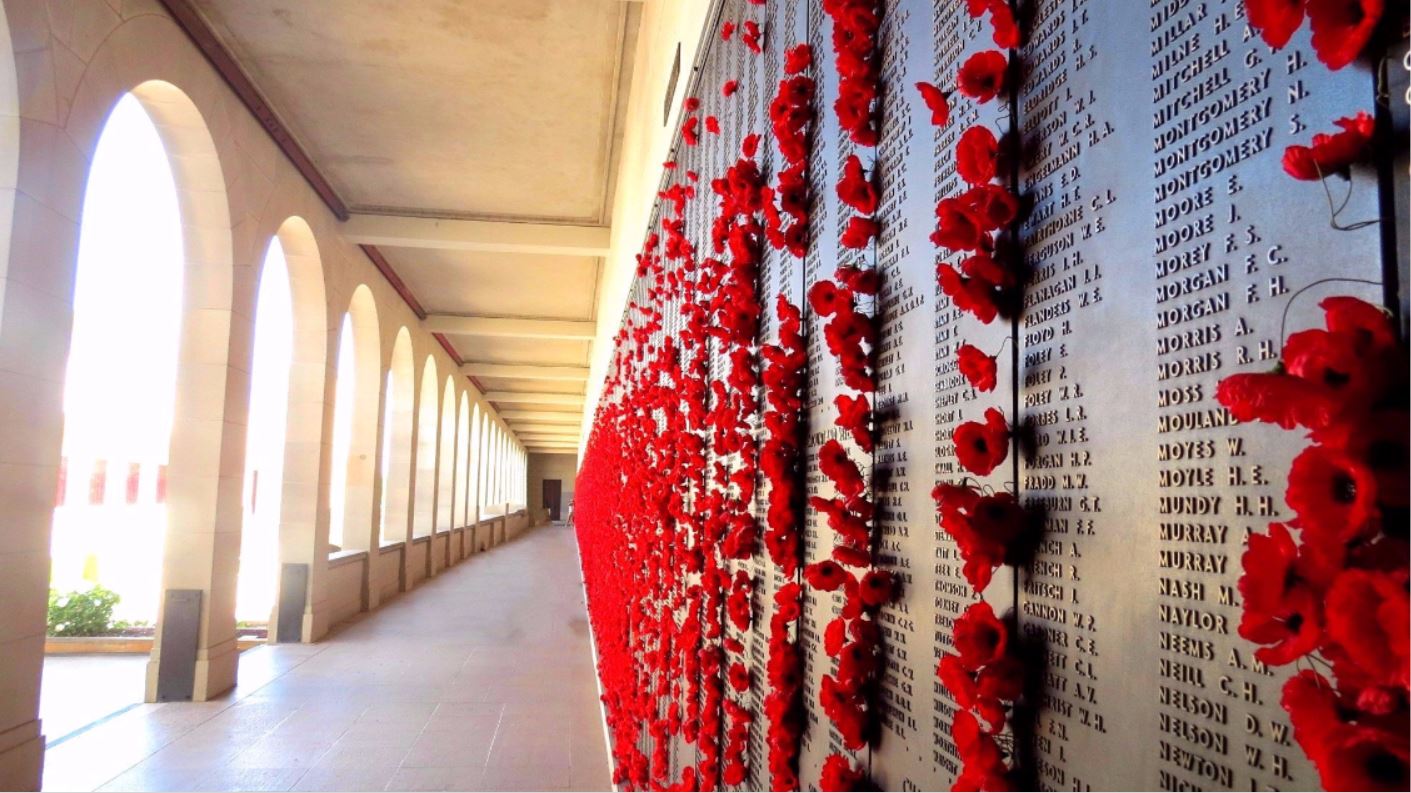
[1324,367,1352,387]
[1333,471,1358,504]
[1365,749,1404,784]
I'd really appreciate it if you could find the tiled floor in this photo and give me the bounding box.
[41,654,148,746]
[40,524,612,792]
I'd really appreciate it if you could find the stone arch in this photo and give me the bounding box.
[412,356,439,539]
[329,284,380,552]
[436,376,457,531]
[456,394,472,528]
[43,79,238,702]
[379,328,415,544]
[256,217,328,640]
[467,402,482,525]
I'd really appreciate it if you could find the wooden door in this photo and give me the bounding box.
[543,479,562,521]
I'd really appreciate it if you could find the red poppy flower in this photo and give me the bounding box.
[1320,726,1410,791]
[705,115,720,134]
[956,125,1000,185]
[1238,522,1325,665]
[986,1,1021,48]
[1215,372,1340,431]
[808,279,847,317]
[1285,326,1388,410]
[682,115,700,146]
[938,263,998,325]
[954,601,1007,671]
[721,20,736,41]
[1281,670,1343,763]
[1247,0,1306,49]
[1283,111,1376,180]
[938,653,977,707]
[1321,294,1397,349]
[953,408,1010,476]
[915,81,951,126]
[931,197,985,251]
[728,662,751,692]
[785,43,813,74]
[957,343,998,391]
[841,216,880,249]
[1307,0,1383,70]
[961,183,1019,231]
[742,132,761,158]
[1317,408,1409,509]
[820,753,864,792]
[819,438,866,496]
[1324,568,1410,689]
[1287,444,1380,544]
[722,79,739,97]
[805,559,853,591]
[957,50,1008,103]
[858,569,894,607]
[742,20,762,53]
[837,154,879,214]
[976,655,1025,702]
[834,394,873,452]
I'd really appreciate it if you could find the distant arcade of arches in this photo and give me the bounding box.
[34,78,529,707]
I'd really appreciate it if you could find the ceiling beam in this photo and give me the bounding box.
[157,0,349,220]
[514,428,579,437]
[461,363,589,381]
[342,214,611,256]
[510,417,581,428]
[501,410,582,423]
[483,392,585,406]
[424,315,595,340]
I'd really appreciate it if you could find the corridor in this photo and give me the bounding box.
[41,526,610,792]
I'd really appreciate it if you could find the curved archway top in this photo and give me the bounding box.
[128,80,231,273]
[345,284,380,351]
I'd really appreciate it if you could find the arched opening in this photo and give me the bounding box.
[467,403,481,526]
[45,77,238,719]
[50,93,183,640]
[436,377,457,531]
[455,395,471,528]
[412,357,439,539]
[263,217,326,642]
[378,328,415,544]
[328,286,380,552]
[236,237,293,625]
[478,413,491,517]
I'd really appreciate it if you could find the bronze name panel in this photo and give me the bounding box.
[604,0,1398,790]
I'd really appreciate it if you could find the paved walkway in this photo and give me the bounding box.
[41,654,148,748]
[41,524,611,792]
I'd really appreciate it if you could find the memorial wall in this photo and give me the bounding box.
[575,1,1408,790]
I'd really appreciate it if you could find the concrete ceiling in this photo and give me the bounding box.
[185,0,639,444]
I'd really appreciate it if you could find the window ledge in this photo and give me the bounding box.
[327,549,368,568]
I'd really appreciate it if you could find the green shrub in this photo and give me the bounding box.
[47,585,121,637]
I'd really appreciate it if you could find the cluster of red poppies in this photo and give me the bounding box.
[577,277,684,786]
[1283,111,1375,182]
[757,293,812,786]
[764,45,816,258]
[939,602,1026,791]
[1214,295,1409,791]
[925,53,1018,325]
[924,5,1034,790]
[1246,0,1387,70]
[822,0,882,146]
[801,4,891,789]
[764,582,805,790]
